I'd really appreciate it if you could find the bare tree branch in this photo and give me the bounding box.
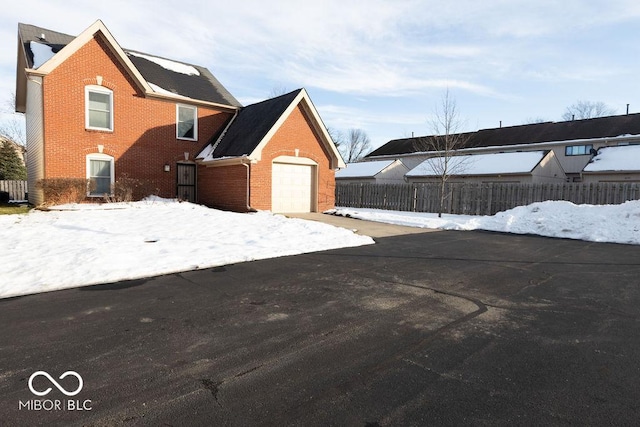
[522,117,548,124]
[339,128,371,163]
[0,92,26,146]
[562,100,616,121]
[268,85,289,98]
[326,127,343,149]
[413,89,469,217]
[0,116,26,147]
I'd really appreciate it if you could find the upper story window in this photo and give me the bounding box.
[85,85,113,131]
[177,104,197,140]
[565,144,593,156]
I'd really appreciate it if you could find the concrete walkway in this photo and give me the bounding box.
[285,212,437,238]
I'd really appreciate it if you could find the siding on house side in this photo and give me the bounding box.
[26,76,44,205]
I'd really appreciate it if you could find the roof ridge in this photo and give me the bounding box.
[244,88,302,108]
[18,21,241,108]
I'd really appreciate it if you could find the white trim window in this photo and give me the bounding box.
[85,85,113,131]
[565,144,593,156]
[86,153,114,196]
[177,104,197,140]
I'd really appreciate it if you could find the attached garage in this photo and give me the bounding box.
[271,159,317,213]
[196,89,345,212]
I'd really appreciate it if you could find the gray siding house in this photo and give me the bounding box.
[405,151,566,184]
[367,113,640,183]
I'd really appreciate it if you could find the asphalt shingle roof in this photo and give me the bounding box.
[210,89,302,157]
[367,113,640,157]
[18,23,241,108]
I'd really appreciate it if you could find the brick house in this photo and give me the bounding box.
[15,20,344,211]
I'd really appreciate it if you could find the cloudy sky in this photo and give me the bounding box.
[2,0,640,150]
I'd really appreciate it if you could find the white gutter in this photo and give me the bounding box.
[368,134,640,160]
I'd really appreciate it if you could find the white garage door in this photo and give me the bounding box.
[272,162,314,213]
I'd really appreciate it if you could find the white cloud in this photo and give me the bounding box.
[3,0,640,149]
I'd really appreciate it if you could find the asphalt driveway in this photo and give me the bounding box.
[2,227,640,426]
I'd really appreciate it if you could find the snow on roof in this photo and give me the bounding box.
[336,160,397,178]
[406,151,546,177]
[148,82,176,95]
[583,145,640,172]
[127,51,200,76]
[30,41,55,68]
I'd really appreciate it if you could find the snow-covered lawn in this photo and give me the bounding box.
[0,198,374,299]
[331,200,640,245]
[4,197,639,300]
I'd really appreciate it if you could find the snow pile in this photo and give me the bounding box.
[0,199,373,299]
[332,200,640,245]
[148,82,177,96]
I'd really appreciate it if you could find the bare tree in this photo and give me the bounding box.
[522,117,548,124]
[562,100,616,121]
[268,85,289,98]
[339,128,371,163]
[0,92,26,146]
[326,127,343,150]
[413,89,469,217]
[0,116,26,147]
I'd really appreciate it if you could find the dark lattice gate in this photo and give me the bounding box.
[177,163,196,202]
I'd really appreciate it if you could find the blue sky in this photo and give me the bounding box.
[2,0,640,150]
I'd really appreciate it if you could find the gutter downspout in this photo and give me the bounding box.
[242,162,256,212]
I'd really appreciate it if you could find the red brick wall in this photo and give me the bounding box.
[249,104,336,211]
[197,163,250,211]
[41,33,233,200]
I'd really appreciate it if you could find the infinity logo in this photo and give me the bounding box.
[28,371,83,397]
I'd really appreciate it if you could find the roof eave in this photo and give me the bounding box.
[197,155,256,167]
[582,169,640,174]
[15,28,30,113]
[369,134,640,159]
[144,92,240,112]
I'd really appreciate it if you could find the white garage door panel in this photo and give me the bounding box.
[272,163,314,213]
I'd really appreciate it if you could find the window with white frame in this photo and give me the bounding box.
[177,104,197,140]
[85,85,113,131]
[86,153,114,196]
[565,144,593,156]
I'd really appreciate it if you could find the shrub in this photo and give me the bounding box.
[37,178,90,206]
[104,174,160,203]
[0,191,9,203]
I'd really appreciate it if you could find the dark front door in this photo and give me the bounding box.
[177,163,196,202]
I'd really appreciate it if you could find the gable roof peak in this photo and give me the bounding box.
[198,87,345,168]
[16,20,241,110]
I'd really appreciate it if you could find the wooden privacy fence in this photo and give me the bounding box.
[335,182,640,215]
[0,180,28,201]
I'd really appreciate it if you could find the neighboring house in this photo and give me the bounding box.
[581,145,640,183]
[15,20,344,211]
[367,114,640,182]
[335,159,409,184]
[405,151,566,184]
